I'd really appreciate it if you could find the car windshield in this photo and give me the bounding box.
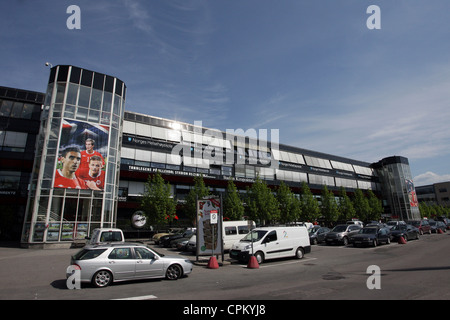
[410,221,420,226]
[73,248,107,260]
[429,221,436,226]
[359,228,377,234]
[392,225,406,231]
[241,230,268,242]
[332,225,347,232]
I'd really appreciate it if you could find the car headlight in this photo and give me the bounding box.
[244,245,252,250]
[185,259,193,264]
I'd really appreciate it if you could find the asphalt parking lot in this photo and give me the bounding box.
[0,232,449,301]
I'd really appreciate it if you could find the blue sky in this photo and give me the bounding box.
[1,0,449,186]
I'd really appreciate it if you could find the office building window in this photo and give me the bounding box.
[0,131,28,152]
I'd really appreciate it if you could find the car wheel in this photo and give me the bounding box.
[92,270,112,288]
[295,247,304,259]
[255,251,264,264]
[342,237,349,246]
[166,264,183,280]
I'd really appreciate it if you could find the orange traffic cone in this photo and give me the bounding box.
[437,228,444,234]
[398,236,407,244]
[207,256,219,269]
[247,255,259,269]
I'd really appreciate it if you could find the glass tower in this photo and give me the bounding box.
[373,156,421,221]
[21,65,126,246]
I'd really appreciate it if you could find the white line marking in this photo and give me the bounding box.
[242,257,317,268]
[112,295,157,300]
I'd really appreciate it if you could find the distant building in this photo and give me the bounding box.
[416,181,450,207]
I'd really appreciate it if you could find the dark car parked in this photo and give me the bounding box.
[430,220,447,233]
[437,217,450,230]
[309,226,330,245]
[390,224,420,241]
[160,229,195,248]
[325,224,361,246]
[407,220,431,235]
[350,226,391,247]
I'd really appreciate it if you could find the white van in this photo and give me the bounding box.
[84,228,125,247]
[230,226,311,264]
[223,220,256,251]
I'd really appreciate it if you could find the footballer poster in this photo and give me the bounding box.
[54,119,108,191]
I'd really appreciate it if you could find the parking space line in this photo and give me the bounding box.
[241,257,317,268]
[112,294,158,300]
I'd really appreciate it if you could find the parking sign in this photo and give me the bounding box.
[210,210,218,224]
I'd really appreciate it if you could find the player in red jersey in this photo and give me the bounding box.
[78,138,105,174]
[78,155,105,190]
[54,147,86,189]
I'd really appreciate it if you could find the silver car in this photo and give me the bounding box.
[67,243,193,288]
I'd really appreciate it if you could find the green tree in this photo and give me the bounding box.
[141,171,176,225]
[353,189,370,222]
[320,185,339,225]
[337,187,356,222]
[367,190,383,221]
[224,179,245,220]
[276,181,302,223]
[299,182,321,222]
[184,174,210,223]
[246,176,280,225]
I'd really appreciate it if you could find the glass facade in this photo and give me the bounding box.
[21,66,126,245]
[373,156,421,221]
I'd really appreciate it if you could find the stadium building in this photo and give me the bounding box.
[0,65,421,247]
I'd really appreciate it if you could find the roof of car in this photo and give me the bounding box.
[87,242,147,249]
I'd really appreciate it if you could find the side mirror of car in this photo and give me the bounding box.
[153,255,160,260]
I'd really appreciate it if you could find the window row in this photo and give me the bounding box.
[50,65,125,97]
[0,131,28,152]
[124,120,232,148]
[274,150,305,165]
[0,171,21,190]
[0,99,41,120]
[119,175,377,199]
[123,120,377,178]
[120,155,377,191]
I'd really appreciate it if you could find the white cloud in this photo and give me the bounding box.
[413,172,450,186]
[123,0,153,34]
